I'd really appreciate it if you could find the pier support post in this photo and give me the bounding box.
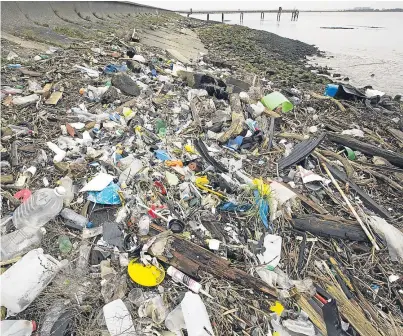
[261,12,264,19]
[240,12,244,23]
[222,13,224,22]
[187,13,190,17]
[207,13,210,21]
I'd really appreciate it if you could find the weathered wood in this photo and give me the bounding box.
[148,231,277,298]
[292,216,369,242]
[327,133,403,168]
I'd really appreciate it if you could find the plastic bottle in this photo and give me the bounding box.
[60,208,88,229]
[138,215,150,236]
[167,266,203,294]
[1,248,65,314]
[7,64,22,69]
[58,176,74,205]
[0,320,36,336]
[13,187,66,229]
[12,94,40,106]
[103,299,136,336]
[0,226,45,261]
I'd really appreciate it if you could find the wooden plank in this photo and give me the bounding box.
[148,231,277,298]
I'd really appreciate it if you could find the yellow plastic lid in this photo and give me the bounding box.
[127,260,165,287]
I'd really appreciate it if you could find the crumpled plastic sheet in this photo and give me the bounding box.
[87,183,121,205]
[219,202,252,212]
[254,189,269,229]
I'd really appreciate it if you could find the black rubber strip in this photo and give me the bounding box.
[277,133,326,170]
[194,139,228,173]
[326,163,392,219]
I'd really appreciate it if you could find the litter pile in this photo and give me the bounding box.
[1,19,403,336]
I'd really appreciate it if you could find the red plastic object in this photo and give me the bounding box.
[154,181,167,195]
[14,189,32,202]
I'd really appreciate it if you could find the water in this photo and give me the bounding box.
[191,12,403,96]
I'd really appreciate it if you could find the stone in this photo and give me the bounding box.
[126,60,142,73]
[111,73,140,97]
[166,48,191,64]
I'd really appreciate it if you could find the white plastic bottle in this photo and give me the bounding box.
[0,320,36,336]
[0,226,45,261]
[13,187,66,229]
[1,248,65,314]
[103,299,136,336]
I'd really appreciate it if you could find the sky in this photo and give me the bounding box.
[132,0,403,11]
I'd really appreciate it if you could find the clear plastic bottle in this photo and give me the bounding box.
[0,320,36,336]
[0,227,45,261]
[60,208,88,229]
[13,187,66,229]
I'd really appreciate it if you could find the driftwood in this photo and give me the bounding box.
[327,133,403,168]
[148,231,277,298]
[292,215,369,242]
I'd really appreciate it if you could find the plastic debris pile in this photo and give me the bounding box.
[1,19,403,336]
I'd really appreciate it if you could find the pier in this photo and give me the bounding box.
[180,9,298,22]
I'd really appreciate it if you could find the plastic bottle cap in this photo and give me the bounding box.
[32,321,37,331]
[54,186,66,196]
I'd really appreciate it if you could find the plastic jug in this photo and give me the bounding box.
[1,248,65,314]
[103,299,136,336]
[261,92,293,113]
[0,320,36,336]
[0,226,45,261]
[181,292,214,336]
[13,187,66,229]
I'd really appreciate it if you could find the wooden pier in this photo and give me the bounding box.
[179,9,298,22]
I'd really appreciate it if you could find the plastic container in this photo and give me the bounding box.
[60,208,88,229]
[167,266,202,293]
[13,187,66,229]
[1,248,65,314]
[138,215,150,236]
[15,166,36,187]
[165,305,186,332]
[0,226,45,261]
[103,299,136,336]
[0,320,36,336]
[58,176,74,206]
[324,84,339,97]
[181,292,214,336]
[261,92,293,113]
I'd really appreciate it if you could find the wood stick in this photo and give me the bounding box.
[321,163,380,250]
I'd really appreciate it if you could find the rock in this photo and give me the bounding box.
[101,87,120,104]
[226,77,251,94]
[112,73,140,97]
[393,95,401,102]
[343,77,350,81]
[126,60,142,73]
[332,73,341,77]
[265,69,276,76]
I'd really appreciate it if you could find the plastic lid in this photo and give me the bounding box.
[32,321,37,331]
[54,186,66,196]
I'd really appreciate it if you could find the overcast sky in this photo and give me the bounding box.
[133,1,403,11]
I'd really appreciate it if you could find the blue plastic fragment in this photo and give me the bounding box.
[154,150,171,161]
[226,136,244,151]
[87,183,121,205]
[219,202,252,212]
[104,64,128,74]
[253,190,269,228]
